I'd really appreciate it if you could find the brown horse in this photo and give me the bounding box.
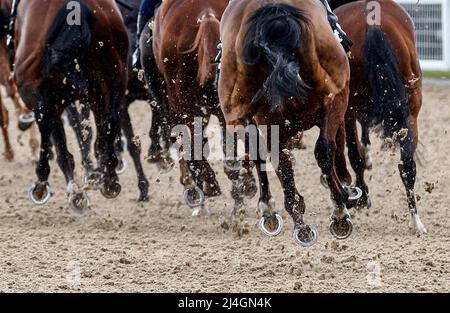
[13,0,128,212]
[145,0,257,216]
[334,0,426,234]
[219,0,363,245]
[0,0,38,161]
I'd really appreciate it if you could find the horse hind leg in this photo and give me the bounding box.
[316,94,360,240]
[400,118,426,235]
[274,135,317,246]
[220,115,257,216]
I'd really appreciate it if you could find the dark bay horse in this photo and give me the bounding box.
[219,0,363,246]
[112,0,173,201]
[334,0,426,234]
[145,0,257,216]
[13,0,128,212]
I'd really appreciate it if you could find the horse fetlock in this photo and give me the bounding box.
[409,211,427,235]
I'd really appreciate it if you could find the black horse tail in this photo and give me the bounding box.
[243,3,310,112]
[0,5,9,40]
[363,27,409,140]
[43,0,97,90]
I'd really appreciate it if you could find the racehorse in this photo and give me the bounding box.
[145,0,257,216]
[334,0,426,234]
[219,0,363,245]
[13,0,128,212]
[113,0,173,201]
[0,0,38,161]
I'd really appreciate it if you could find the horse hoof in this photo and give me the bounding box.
[28,183,52,206]
[101,182,122,199]
[345,186,363,201]
[83,171,103,191]
[18,112,35,131]
[293,225,318,247]
[183,186,205,209]
[68,191,90,214]
[115,157,128,175]
[258,213,284,237]
[320,174,329,188]
[329,217,353,240]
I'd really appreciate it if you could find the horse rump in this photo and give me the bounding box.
[363,27,409,141]
[243,3,310,112]
[43,0,97,89]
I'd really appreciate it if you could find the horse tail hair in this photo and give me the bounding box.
[243,3,310,112]
[363,27,409,140]
[185,12,220,86]
[43,0,97,90]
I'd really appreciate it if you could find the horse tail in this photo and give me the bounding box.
[43,0,97,90]
[0,5,9,40]
[243,3,310,112]
[363,27,409,140]
[185,12,220,86]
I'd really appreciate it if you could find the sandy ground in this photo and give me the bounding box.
[0,85,448,293]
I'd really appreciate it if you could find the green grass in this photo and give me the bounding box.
[423,70,450,79]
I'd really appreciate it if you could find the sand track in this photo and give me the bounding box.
[0,85,448,292]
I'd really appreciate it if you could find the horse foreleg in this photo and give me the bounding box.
[120,104,150,202]
[199,117,221,198]
[275,139,318,247]
[29,122,40,163]
[28,97,54,206]
[6,76,34,130]
[0,98,13,161]
[66,103,93,172]
[345,116,371,208]
[335,123,352,186]
[92,90,122,200]
[360,122,373,170]
[52,114,89,213]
